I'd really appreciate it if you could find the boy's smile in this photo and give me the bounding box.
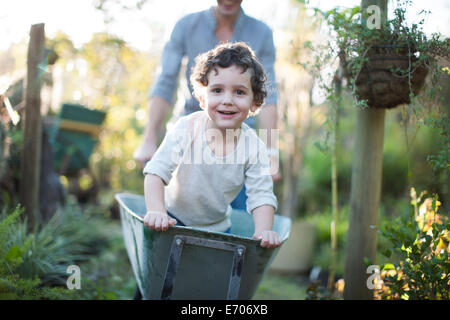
[201,65,258,133]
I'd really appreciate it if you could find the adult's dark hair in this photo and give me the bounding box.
[190,41,267,107]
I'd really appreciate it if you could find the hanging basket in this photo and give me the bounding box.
[343,45,428,109]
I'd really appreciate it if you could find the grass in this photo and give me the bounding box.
[253,273,308,300]
[75,213,136,300]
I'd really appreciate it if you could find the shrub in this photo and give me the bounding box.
[0,199,113,299]
[0,206,77,299]
[377,188,449,300]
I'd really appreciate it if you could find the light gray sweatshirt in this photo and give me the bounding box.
[143,111,277,232]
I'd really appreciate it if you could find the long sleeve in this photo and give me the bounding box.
[258,27,278,106]
[143,117,188,184]
[149,17,186,104]
[244,137,278,213]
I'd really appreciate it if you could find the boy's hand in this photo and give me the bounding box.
[253,230,282,248]
[143,211,177,231]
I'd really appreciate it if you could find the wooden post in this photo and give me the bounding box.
[344,0,387,300]
[344,108,385,299]
[21,23,45,229]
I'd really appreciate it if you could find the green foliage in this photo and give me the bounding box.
[299,70,448,219]
[76,32,158,194]
[0,197,129,299]
[11,205,105,286]
[253,274,307,300]
[74,199,136,300]
[0,206,77,299]
[302,0,449,118]
[300,98,436,214]
[305,205,391,277]
[0,121,22,208]
[0,205,24,273]
[423,116,450,173]
[304,206,349,282]
[377,188,449,300]
[306,206,349,249]
[324,1,448,102]
[306,279,344,300]
[5,31,160,197]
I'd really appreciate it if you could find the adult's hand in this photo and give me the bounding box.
[133,140,157,168]
[258,104,281,182]
[270,155,282,182]
[134,96,171,168]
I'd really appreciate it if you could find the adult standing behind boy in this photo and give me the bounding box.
[134,0,280,182]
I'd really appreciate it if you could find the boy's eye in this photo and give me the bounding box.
[236,89,245,95]
[212,88,221,93]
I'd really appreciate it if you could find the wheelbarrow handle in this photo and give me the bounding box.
[161,235,246,300]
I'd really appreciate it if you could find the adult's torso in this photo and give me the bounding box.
[181,7,271,121]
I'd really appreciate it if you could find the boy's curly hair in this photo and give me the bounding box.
[190,42,268,107]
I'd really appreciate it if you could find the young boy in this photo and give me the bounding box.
[143,42,281,248]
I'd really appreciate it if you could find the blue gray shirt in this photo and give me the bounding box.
[150,6,278,124]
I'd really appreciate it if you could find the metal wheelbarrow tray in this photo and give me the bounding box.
[115,193,291,300]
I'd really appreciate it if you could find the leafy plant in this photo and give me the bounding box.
[377,188,449,300]
[423,116,450,173]
[0,205,77,299]
[0,198,117,299]
[323,1,449,108]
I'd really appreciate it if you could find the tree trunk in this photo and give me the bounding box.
[344,0,388,300]
[344,108,385,299]
[21,23,45,229]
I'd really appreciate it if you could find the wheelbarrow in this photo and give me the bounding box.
[115,193,291,300]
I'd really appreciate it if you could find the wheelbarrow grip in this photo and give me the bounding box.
[161,235,246,300]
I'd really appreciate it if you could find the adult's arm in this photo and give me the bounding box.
[258,26,278,108]
[133,96,171,168]
[134,17,186,167]
[257,27,281,181]
[258,104,280,180]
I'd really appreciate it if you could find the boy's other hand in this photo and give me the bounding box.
[143,211,177,231]
[253,230,281,248]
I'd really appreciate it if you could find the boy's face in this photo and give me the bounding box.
[200,65,258,131]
